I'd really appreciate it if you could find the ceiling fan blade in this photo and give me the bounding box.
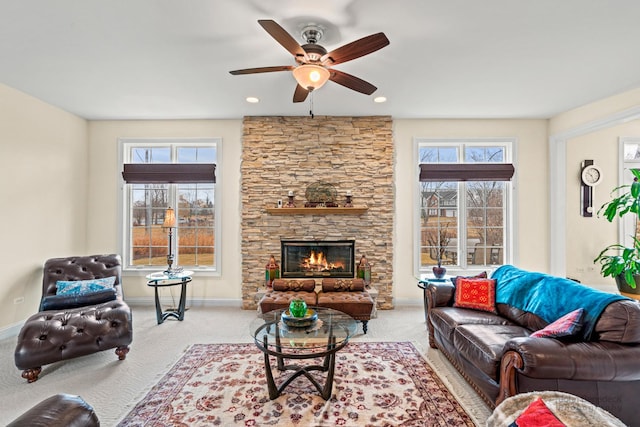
[321,33,389,66]
[293,84,309,103]
[258,19,307,61]
[229,65,293,75]
[329,69,377,95]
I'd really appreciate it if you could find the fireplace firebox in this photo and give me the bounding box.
[281,240,355,278]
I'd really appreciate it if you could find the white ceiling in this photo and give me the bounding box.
[2,0,640,120]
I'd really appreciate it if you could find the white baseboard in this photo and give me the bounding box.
[392,297,423,307]
[126,297,244,308]
[0,321,25,341]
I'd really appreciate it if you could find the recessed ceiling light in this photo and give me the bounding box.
[374,96,387,103]
[246,97,259,103]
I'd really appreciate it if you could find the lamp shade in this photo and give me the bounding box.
[292,64,330,91]
[163,208,176,228]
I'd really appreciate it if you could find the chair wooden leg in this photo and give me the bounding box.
[22,367,42,383]
[115,346,130,360]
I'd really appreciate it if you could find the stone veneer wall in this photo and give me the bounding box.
[241,116,394,310]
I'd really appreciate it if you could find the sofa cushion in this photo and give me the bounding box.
[531,308,584,339]
[453,271,488,287]
[321,278,365,292]
[454,323,531,381]
[454,278,497,314]
[272,279,316,292]
[497,304,548,332]
[492,265,627,340]
[593,300,640,344]
[40,288,117,311]
[430,306,514,345]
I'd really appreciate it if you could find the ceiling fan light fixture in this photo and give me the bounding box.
[292,64,330,91]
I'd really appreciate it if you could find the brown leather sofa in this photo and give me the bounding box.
[14,254,133,382]
[7,394,99,427]
[425,266,640,427]
[258,278,374,333]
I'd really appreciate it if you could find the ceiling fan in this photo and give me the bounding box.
[229,20,390,103]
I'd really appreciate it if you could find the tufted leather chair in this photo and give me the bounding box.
[14,254,133,383]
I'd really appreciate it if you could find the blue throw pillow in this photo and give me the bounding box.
[56,276,116,296]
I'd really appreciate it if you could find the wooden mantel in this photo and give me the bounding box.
[265,206,368,215]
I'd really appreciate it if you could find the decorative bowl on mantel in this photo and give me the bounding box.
[281,309,318,328]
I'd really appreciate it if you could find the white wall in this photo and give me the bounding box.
[4,83,640,332]
[87,120,243,302]
[550,89,640,289]
[392,119,549,303]
[87,118,550,307]
[0,83,88,331]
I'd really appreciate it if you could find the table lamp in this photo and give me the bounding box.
[162,207,176,274]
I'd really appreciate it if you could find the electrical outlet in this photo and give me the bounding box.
[14,297,24,305]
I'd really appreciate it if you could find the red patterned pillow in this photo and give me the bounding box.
[453,278,497,314]
[530,308,584,338]
[508,397,564,427]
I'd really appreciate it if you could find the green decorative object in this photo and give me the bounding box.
[289,299,308,318]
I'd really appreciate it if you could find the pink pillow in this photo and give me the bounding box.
[530,308,584,339]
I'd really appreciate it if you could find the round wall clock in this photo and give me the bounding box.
[581,164,603,187]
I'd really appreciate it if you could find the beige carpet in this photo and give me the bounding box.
[0,303,491,426]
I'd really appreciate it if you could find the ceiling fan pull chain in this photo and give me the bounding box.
[309,91,314,118]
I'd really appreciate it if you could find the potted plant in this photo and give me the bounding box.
[594,168,640,292]
[428,222,452,278]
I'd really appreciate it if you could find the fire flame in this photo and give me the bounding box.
[302,250,345,272]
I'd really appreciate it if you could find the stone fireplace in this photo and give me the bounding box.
[240,116,394,310]
[281,239,355,279]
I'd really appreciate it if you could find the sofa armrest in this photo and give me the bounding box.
[423,281,455,348]
[7,394,99,427]
[424,280,455,309]
[497,336,640,404]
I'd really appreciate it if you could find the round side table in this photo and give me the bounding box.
[146,270,193,324]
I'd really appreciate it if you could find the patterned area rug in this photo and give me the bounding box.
[118,342,475,426]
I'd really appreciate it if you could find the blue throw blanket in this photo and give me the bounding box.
[491,265,628,340]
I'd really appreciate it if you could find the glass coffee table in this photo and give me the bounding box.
[250,307,357,400]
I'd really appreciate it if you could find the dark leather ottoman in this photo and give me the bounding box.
[317,278,374,333]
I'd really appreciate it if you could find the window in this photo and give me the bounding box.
[416,139,513,273]
[120,139,220,273]
[621,137,640,247]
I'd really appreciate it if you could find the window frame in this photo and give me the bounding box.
[619,137,640,248]
[118,138,222,276]
[414,138,515,277]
